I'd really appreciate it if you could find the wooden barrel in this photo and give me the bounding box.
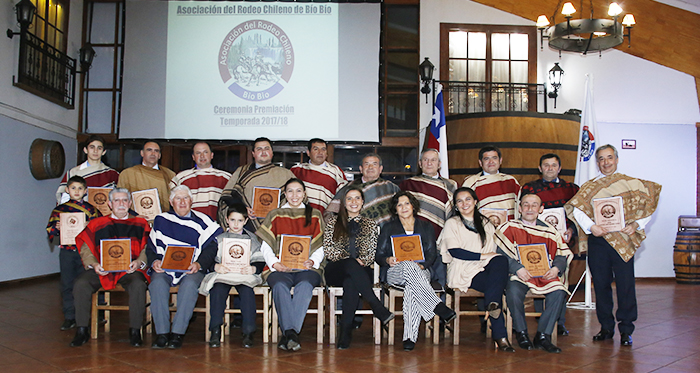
[28,139,65,180]
[674,231,700,284]
[445,112,580,185]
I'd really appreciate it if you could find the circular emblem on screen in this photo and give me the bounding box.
[108,245,124,259]
[259,193,273,206]
[288,242,303,256]
[601,204,616,219]
[229,244,245,259]
[171,250,187,261]
[544,215,559,227]
[94,193,107,205]
[140,197,153,210]
[400,241,415,253]
[218,20,294,101]
[526,251,542,265]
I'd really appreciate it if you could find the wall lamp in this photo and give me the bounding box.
[419,57,435,104]
[548,63,564,108]
[77,44,97,74]
[6,0,36,39]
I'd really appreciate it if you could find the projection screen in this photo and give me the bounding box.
[120,1,380,142]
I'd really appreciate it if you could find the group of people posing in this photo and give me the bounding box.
[46,135,660,354]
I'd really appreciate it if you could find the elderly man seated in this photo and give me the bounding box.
[146,185,222,349]
[71,188,151,347]
[495,194,572,353]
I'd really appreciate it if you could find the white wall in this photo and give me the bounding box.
[0,0,82,281]
[421,0,700,277]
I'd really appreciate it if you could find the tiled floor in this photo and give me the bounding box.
[0,276,698,372]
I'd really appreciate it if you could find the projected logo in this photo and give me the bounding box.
[218,20,294,102]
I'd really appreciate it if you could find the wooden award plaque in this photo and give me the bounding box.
[516,243,551,277]
[100,238,131,272]
[480,208,508,227]
[391,234,425,262]
[539,207,567,234]
[252,187,280,219]
[59,212,86,246]
[132,188,162,221]
[87,187,113,217]
[279,234,311,270]
[221,237,251,274]
[162,245,195,272]
[593,196,625,232]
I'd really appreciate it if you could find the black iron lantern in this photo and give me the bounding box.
[6,0,36,38]
[548,62,564,108]
[78,43,96,72]
[419,57,435,103]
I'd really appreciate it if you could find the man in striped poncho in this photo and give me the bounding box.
[495,194,572,353]
[462,145,520,222]
[291,138,348,214]
[170,142,231,220]
[325,153,400,226]
[147,185,222,349]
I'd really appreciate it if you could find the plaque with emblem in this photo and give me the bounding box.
[132,188,161,221]
[88,187,113,217]
[480,208,508,227]
[516,243,551,278]
[593,196,625,232]
[221,237,251,274]
[390,234,425,263]
[252,187,280,219]
[100,238,131,272]
[162,245,196,272]
[59,212,86,246]
[539,207,567,234]
[279,234,311,270]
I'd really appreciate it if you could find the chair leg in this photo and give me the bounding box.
[262,289,270,344]
[329,290,337,344]
[444,293,452,340]
[271,302,278,344]
[373,288,381,345]
[316,289,324,344]
[104,292,111,333]
[452,291,461,345]
[145,290,152,334]
[205,294,211,342]
[388,290,396,345]
[90,292,99,339]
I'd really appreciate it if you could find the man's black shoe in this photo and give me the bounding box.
[277,335,288,351]
[593,329,614,341]
[129,327,142,347]
[557,324,569,336]
[151,334,169,349]
[534,332,561,353]
[60,319,76,331]
[242,333,254,348]
[70,327,90,347]
[209,327,221,348]
[168,333,184,349]
[620,333,633,346]
[515,330,533,350]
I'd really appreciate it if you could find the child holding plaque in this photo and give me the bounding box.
[46,176,101,331]
[199,204,265,348]
[256,178,325,352]
[376,191,455,351]
[324,186,394,349]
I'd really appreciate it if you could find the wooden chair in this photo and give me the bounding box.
[327,265,382,345]
[91,285,148,339]
[203,286,272,343]
[505,291,558,345]
[271,286,325,344]
[383,283,447,345]
[451,289,506,346]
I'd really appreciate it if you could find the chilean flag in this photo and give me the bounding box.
[427,83,449,178]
